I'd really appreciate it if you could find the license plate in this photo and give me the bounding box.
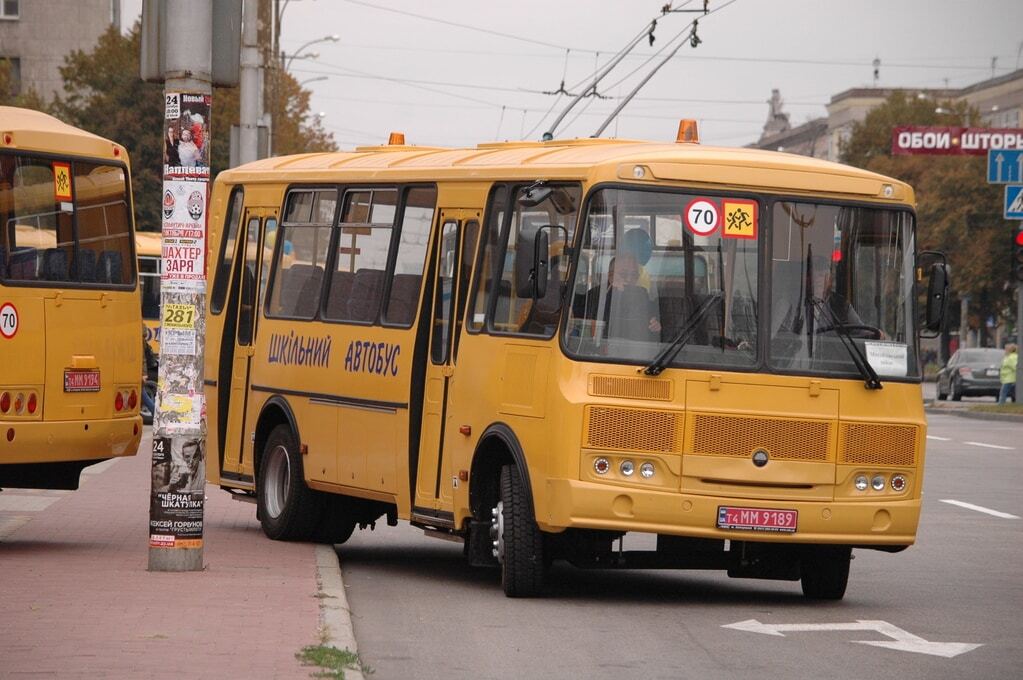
[987,368,999,377]
[717,506,798,533]
[64,369,101,392]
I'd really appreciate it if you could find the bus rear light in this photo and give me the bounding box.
[594,457,610,475]
[128,390,138,410]
[114,391,124,412]
[0,392,10,413]
[27,393,37,414]
[891,474,907,492]
[14,393,24,413]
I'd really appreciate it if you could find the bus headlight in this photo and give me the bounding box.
[854,475,869,491]
[871,475,886,491]
[640,462,655,478]
[620,460,635,476]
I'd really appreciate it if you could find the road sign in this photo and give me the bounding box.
[723,619,983,658]
[1005,185,1023,219]
[988,149,1023,183]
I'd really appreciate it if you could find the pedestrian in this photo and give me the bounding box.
[997,343,1017,405]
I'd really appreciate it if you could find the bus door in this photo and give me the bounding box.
[220,207,278,480]
[414,209,480,520]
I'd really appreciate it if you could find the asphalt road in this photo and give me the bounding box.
[336,412,1023,680]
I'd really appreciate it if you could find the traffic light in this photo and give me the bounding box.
[1015,229,1023,282]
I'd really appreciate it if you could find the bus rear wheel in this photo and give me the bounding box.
[257,424,322,541]
[494,464,546,597]
[800,545,852,600]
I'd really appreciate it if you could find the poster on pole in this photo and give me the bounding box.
[149,436,206,549]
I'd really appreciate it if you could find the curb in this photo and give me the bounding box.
[315,544,365,680]
[924,405,1023,422]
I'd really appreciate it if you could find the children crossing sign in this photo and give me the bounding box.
[1006,185,1023,220]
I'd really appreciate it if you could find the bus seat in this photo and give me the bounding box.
[8,247,38,280]
[347,269,384,322]
[278,263,323,317]
[97,250,123,284]
[657,280,690,337]
[385,273,421,325]
[77,249,98,282]
[43,248,70,281]
[324,270,355,319]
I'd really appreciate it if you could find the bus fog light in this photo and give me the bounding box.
[594,458,610,475]
[640,462,655,478]
[854,475,868,491]
[891,474,907,492]
[620,460,635,476]
[871,475,886,491]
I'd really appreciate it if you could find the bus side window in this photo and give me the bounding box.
[382,186,435,327]
[211,188,245,314]
[467,185,508,332]
[266,189,336,320]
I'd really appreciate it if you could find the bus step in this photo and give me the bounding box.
[227,489,257,504]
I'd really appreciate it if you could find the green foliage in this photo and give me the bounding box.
[0,58,48,110]
[296,645,370,679]
[840,91,1014,334]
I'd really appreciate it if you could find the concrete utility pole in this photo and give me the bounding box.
[149,0,213,572]
[238,0,259,165]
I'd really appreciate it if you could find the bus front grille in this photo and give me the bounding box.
[584,406,681,453]
[839,423,918,467]
[588,375,673,401]
[690,414,832,462]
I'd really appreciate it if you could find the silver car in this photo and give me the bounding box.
[936,348,1004,401]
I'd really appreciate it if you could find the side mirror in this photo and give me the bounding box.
[919,251,950,336]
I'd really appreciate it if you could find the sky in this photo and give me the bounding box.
[121,0,1023,149]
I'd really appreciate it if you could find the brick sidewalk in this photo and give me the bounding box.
[0,432,324,679]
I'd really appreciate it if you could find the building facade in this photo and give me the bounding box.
[0,0,120,101]
[752,69,1023,161]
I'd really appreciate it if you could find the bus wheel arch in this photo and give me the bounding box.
[468,423,533,522]
[253,396,301,483]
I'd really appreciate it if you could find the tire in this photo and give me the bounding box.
[800,545,852,600]
[951,378,963,401]
[312,494,357,545]
[936,378,947,401]
[494,464,546,597]
[256,424,323,541]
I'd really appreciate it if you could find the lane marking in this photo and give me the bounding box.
[963,441,1014,450]
[926,435,951,441]
[940,499,1020,519]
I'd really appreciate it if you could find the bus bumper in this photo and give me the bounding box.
[0,417,142,465]
[541,479,919,547]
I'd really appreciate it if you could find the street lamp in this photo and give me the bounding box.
[282,34,339,72]
[298,76,328,88]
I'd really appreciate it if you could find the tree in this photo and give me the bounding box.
[840,91,1013,345]
[45,22,335,230]
[0,58,48,110]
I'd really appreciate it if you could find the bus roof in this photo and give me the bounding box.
[218,137,914,204]
[0,106,128,163]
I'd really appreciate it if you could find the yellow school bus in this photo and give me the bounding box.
[205,123,947,599]
[0,106,143,490]
[136,230,162,353]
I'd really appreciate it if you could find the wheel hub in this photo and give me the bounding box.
[490,501,505,564]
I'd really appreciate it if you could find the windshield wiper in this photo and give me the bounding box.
[811,298,883,390]
[644,293,722,376]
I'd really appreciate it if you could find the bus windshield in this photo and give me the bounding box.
[768,201,917,379]
[0,153,134,287]
[564,188,918,380]
[564,187,758,369]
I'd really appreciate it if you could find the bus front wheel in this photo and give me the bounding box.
[493,464,546,597]
[257,424,322,541]
[800,545,852,600]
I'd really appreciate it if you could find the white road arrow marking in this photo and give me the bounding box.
[722,619,983,658]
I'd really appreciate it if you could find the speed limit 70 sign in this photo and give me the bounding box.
[685,198,720,236]
[0,302,18,339]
